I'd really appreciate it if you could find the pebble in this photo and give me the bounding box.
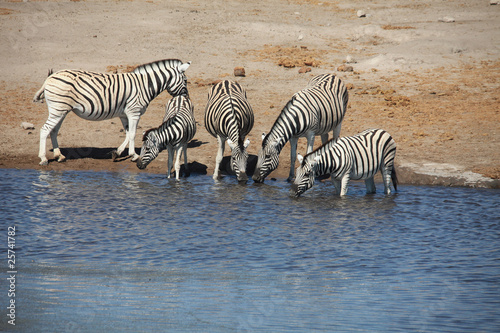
[234,67,246,77]
[298,67,311,74]
[357,10,366,18]
[298,34,304,41]
[490,0,499,5]
[438,16,455,23]
[337,64,354,72]
[21,122,35,130]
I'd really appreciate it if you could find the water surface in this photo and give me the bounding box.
[1,168,499,332]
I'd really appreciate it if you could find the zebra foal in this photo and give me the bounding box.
[33,59,191,166]
[253,74,348,183]
[204,80,254,182]
[292,129,398,197]
[136,94,196,180]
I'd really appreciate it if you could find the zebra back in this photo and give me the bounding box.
[204,80,254,145]
[264,74,348,152]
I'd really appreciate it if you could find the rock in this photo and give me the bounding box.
[337,64,354,72]
[357,10,366,18]
[438,16,455,23]
[298,67,311,74]
[297,34,304,41]
[490,0,499,5]
[21,122,34,130]
[234,67,245,77]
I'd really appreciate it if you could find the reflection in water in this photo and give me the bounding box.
[1,169,499,332]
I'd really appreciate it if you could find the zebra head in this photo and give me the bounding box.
[252,133,280,183]
[227,138,250,182]
[292,154,321,197]
[136,129,161,170]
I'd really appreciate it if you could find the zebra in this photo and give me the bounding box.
[136,94,196,180]
[252,73,348,183]
[292,128,398,197]
[204,80,254,182]
[33,59,191,166]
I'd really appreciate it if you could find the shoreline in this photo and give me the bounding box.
[3,154,498,189]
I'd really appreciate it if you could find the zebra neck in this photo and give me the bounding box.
[141,72,169,101]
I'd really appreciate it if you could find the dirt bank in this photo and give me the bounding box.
[0,0,498,188]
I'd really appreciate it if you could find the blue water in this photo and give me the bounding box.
[0,168,499,332]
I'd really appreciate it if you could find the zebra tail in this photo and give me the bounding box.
[33,69,54,103]
[391,166,398,192]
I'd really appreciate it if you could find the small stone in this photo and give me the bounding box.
[337,64,354,72]
[298,34,304,41]
[438,16,455,23]
[234,67,246,77]
[298,67,311,74]
[490,0,499,5]
[357,10,366,18]
[21,122,34,130]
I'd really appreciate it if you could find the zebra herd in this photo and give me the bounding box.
[34,58,398,196]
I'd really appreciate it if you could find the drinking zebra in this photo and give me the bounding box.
[204,80,254,182]
[292,128,398,197]
[252,73,348,183]
[33,59,191,166]
[136,94,196,179]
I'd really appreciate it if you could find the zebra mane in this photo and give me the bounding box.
[142,127,157,142]
[302,137,339,162]
[133,59,183,74]
[262,96,296,148]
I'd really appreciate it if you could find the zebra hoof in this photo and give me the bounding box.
[39,159,48,166]
[130,154,139,162]
[111,150,119,161]
[57,155,66,163]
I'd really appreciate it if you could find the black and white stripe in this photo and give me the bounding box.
[204,80,254,182]
[292,129,398,196]
[136,94,196,180]
[253,74,348,183]
[33,59,191,165]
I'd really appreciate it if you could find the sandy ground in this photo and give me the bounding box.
[0,0,499,188]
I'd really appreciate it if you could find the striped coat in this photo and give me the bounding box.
[253,74,348,183]
[204,80,254,181]
[136,94,196,180]
[292,129,398,196]
[33,59,190,165]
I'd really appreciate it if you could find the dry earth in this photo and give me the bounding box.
[0,0,499,188]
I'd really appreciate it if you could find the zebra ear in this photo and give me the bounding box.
[297,154,304,164]
[312,155,321,167]
[226,138,236,150]
[261,133,266,141]
[244,139,250,149]
[179,61,191,73]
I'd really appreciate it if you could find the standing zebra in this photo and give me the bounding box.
[136,94,196,180]
[252,74,348,183]
[204,80,254,182]
[33,59,191,166]
[292,128,398,197]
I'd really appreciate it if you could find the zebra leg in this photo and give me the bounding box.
[174,145,183,180]
[213,136,225,180]
[39,110,68,165]
[126,116,140,162]
[332,124,342,140]
[166,145,174,178]
[340,174,350,196]
[331,176,342,195]
[381,167,392,195]
[288,137,299,182]
[321,133,329,145]
[182,143,190,177]
[114,116,130,160]
[364,177,377,194]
